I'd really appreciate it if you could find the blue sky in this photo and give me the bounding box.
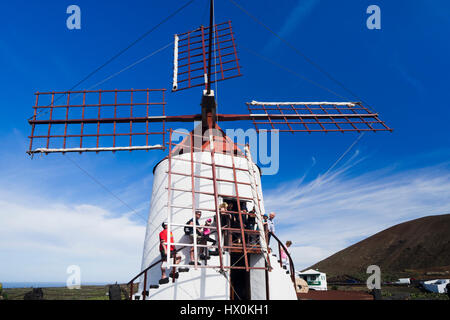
[1,0,450,283]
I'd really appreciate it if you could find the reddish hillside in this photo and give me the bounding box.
[310,214,450,278]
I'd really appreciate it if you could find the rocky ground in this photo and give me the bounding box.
[324,284,449,300]
[1,284,133,300]
[1,283,447,300]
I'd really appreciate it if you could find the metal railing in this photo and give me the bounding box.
[127,230,295,300]
[127,245,185,300]
[269,231,296,290]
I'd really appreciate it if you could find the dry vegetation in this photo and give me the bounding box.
[2,284,134,300]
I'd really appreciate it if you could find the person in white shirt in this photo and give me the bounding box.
[267,212,276,245]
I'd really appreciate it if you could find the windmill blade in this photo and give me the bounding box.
[244,101,392,133]
[28,89,167,155]
[172,21,242,92]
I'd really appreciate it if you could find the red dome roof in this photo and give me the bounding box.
[171,124,244,156]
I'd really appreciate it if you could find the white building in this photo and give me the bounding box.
[422,279,450,294]
[395,278,411,285]
[133,125,298,300]
[297,269,327,291]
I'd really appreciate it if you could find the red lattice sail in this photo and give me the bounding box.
[28,89,167,154]
[172,21,242,92]
[245,101,392,133]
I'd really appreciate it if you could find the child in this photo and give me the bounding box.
[281,240,292,270]
[200,218,217,259]
[203,219,216,243]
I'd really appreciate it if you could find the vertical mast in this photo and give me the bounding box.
[207,0,214,94]
[201,0,217,131]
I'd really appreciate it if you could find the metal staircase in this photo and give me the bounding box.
[127,231,296,300]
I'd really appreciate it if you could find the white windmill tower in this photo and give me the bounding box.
[27,0,392,300]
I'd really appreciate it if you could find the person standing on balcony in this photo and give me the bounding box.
[218,202,232,246]
[219,203,230,230]
[245,208,256,244]
[228,202,240,244]
[267,212,276,245]
[185,210,203,265]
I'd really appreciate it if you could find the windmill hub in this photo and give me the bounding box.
[201,89,217,130]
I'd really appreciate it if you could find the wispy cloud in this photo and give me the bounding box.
[264,153,450,271]
[0,198,145,283]
[0,132,151,282]
[394,64,426,97]
[263,0,321,54]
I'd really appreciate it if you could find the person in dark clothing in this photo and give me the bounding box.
[228,202,237,225]
[219,202,230,228]
[228,202,241,244]
[219,202,230,246]
[185,211,203,265]
[245,208,256,244]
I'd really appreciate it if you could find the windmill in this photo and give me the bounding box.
[27,0,391,300]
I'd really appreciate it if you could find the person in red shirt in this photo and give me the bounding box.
[159,222,181,283]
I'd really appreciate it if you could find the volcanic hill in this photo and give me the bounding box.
[309,214,450,280]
